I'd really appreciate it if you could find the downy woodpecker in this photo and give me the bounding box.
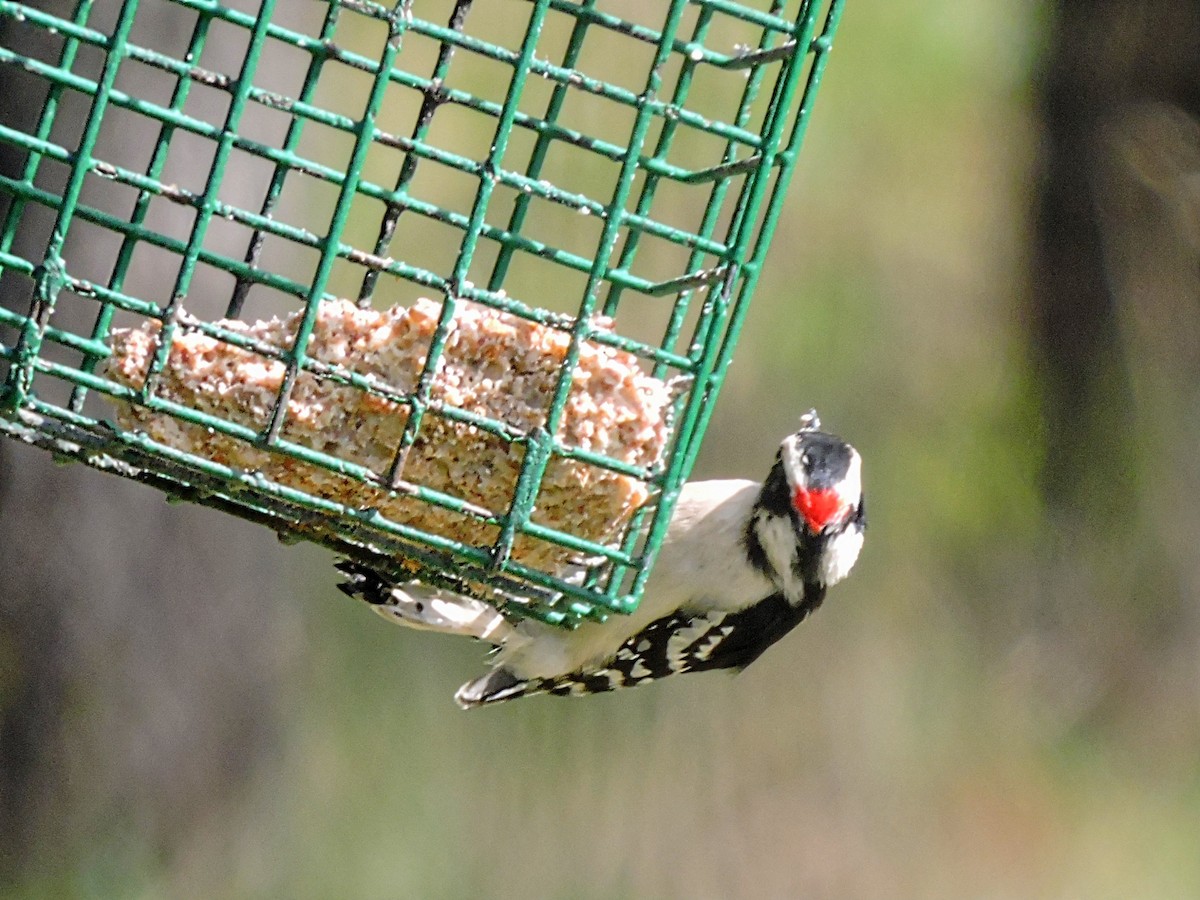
[336,411,865,708]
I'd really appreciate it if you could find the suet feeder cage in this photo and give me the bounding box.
[0,0,844,626]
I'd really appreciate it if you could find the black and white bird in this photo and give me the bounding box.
[336,411,865,708]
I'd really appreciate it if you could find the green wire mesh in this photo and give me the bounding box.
[0,0,843,626]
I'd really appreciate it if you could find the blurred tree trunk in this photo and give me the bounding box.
[0,3,296,885]
[1032,0,1200,517]
[1029,1,1200,718]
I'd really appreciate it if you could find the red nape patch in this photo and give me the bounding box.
[793,487,841,532]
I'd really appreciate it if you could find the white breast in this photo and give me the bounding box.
[500,479,776,679]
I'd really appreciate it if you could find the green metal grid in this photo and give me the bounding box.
[0,0,844,626]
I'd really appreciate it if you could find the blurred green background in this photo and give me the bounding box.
[3,0,1200,897]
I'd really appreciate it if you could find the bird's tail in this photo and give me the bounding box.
[335,560,513,643]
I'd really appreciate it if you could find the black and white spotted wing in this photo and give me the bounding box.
[539,587,826,698]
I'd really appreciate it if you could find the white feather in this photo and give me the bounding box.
[820,524,864,587]
[497,479,776,679]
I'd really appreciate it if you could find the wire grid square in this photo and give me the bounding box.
[0,0,844,625]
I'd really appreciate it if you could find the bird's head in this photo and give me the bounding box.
[778,410,863,537]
